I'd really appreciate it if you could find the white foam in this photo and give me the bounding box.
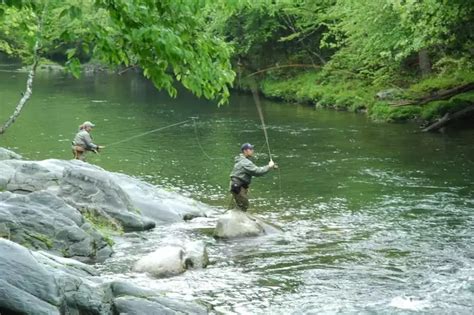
[389,296,429,311]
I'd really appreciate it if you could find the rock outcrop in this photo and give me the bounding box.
[0,191,112,262]
[133,241,209,278]
[215,210,281,239]
[0,157,212,231]
[0,147,22,160]
[0,239,208,315]
[0,149,214,314]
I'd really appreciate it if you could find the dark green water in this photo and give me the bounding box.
[1,66,473,314]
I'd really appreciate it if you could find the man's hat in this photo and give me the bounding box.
[82,121,95,128]
[241,143,254,151]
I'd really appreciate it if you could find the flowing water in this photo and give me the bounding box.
[1,65,473,314]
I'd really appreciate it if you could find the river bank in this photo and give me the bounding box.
[235,69,474,129]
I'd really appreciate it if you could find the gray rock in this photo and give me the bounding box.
[0,279,60,315]
[375,88,404,100]
[0,158,211,230]
[113,296,176,315]
[215,210,282,239]
[0,240,208,315]
[184,241,209,269]
[0,191,112,262]
[0,240,61,307]
[113,172,213,223]
[133,241,209,278]
[0,239,114,314]
[58,166,155,232]
[4,160,63,192]
[0,147,22,160]
[0,161,16,190]
[110,280,208,313]
[133,246,187,277]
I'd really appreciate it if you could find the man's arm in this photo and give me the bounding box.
[82,133,98,151]
[243,160,271,177]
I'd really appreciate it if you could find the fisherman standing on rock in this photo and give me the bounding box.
[229,143,276,212]
[72,121,104,161]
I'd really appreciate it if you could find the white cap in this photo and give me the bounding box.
[82,121,95,127]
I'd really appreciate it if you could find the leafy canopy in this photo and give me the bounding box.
[0,0,235,104]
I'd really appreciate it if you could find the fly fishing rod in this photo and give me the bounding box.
[250,80,274,163]
[250,79,282,198]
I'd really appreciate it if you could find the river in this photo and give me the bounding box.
[1,66,473,314]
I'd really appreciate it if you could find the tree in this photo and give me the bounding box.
[0,0,235,134]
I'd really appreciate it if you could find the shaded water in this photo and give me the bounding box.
[1,67,473,314]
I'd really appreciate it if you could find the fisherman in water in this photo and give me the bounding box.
[229,143,276,211]
[72,121,104,161]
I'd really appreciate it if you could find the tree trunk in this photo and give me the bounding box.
[391,83,474,107]
[418,49,431,77]
[0,41,40,135]
[422,105,474,132]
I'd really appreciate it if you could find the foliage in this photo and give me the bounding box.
[223,0,474,122]
[1,0,473,122]
[0,0,235,104]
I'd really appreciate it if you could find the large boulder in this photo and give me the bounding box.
[0,147,22,160]
[133,241,209,278]
[0,239,209,315]
[215,210,281,239]
[58,166,156,232]
[0,157,210,230]
[0,161,16,190]
[0,239,111,314]
[2,159,68,193]
[113,172,213,223]
[0,191,112,263]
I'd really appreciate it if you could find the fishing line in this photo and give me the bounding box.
[191,117,226,161]
[105,119,190,147]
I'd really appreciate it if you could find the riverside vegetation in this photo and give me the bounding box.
[1,0,473,133]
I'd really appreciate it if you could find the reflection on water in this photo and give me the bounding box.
[1,69,473,314]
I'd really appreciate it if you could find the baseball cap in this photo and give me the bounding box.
[241,143,254,151]
[82,121,95,128]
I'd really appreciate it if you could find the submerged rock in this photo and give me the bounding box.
[0,191,112,263]
[0,239,209,315]
[133,241,209,278]
[215,210,281,239]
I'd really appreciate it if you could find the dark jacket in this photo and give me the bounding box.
[229,154,270,185]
